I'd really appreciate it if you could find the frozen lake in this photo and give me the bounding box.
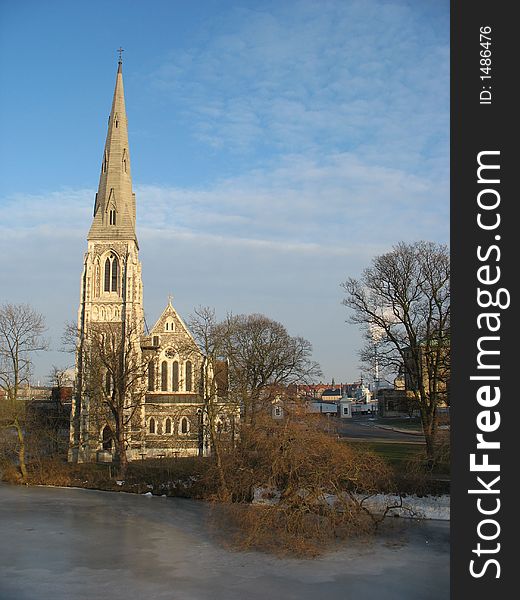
[0,483,449,600]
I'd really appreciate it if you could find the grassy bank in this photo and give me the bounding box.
[351,440,425,465]
[1,456,212,498]
[2,448,449,498]
[349,439,450,495]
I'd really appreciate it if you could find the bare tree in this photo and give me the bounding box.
[40,365,73,455]
[185,307,235,498]
[221,313,322,425]
[49,365,73,391]
[71,320,149,478]
[184,309,322,499]
[0,303,47,481]
[341,241,450,462]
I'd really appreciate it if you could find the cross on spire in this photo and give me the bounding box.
[117,47,124,64]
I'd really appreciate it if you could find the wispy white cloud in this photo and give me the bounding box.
[0,0,449,383]
[137,153,447,248]
[0,188,91,234]
[0,149,447,256]
[149,0,449,179]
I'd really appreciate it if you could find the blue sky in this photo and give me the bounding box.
[0,0,449,384]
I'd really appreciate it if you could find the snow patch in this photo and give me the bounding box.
[360,494,450,520]
[252,487,450,520]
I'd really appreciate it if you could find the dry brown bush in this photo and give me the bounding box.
[204,410,398,556]
[18,456,211,498]
[0,457,23,484]
[27,457,73,487]
[213,502,375,557]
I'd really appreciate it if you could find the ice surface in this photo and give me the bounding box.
[0,483,449,600]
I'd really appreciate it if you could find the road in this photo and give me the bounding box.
[336,416,425,443]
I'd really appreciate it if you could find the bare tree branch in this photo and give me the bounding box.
[341,241,450,462]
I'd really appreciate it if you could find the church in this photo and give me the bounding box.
[69,57,226,463]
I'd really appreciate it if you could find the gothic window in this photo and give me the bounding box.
[102,425,113,451]
[161,361,168,391]
[148,361,155,392]
[180,417,189,435]
[122,149,127,173]
[111,256,119,292]
[94,262,100,298]
[109,209,116,225]
[105,371,112,396]
[165,418,172,434]
[104,258,111,292]
[172,361,179,392]
[152,335,159,347]
[185,361,192,392]
[149,418,156,434]
[104,254,119,294]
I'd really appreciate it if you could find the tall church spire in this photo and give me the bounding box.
[88,58,137,244]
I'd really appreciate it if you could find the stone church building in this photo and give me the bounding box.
[69,58,226,463]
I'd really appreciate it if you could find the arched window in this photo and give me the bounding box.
[148,361,155,392]
[165,418,172,434]
[111,256,119,292]
[161,361,168,391]
[185,361,192,392]
[172,361,179,392]
[180,417,189,434]
[105,371,111,396]
[104,253,119,294]
[149,418,156,434]
[102,425,113,451]
[104,258,111,292]
[109,209,116,225]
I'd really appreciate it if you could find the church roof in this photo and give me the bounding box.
[88,59,138,245]
[148,298,200,351]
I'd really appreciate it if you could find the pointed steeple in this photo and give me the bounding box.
[88,57,137,244]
